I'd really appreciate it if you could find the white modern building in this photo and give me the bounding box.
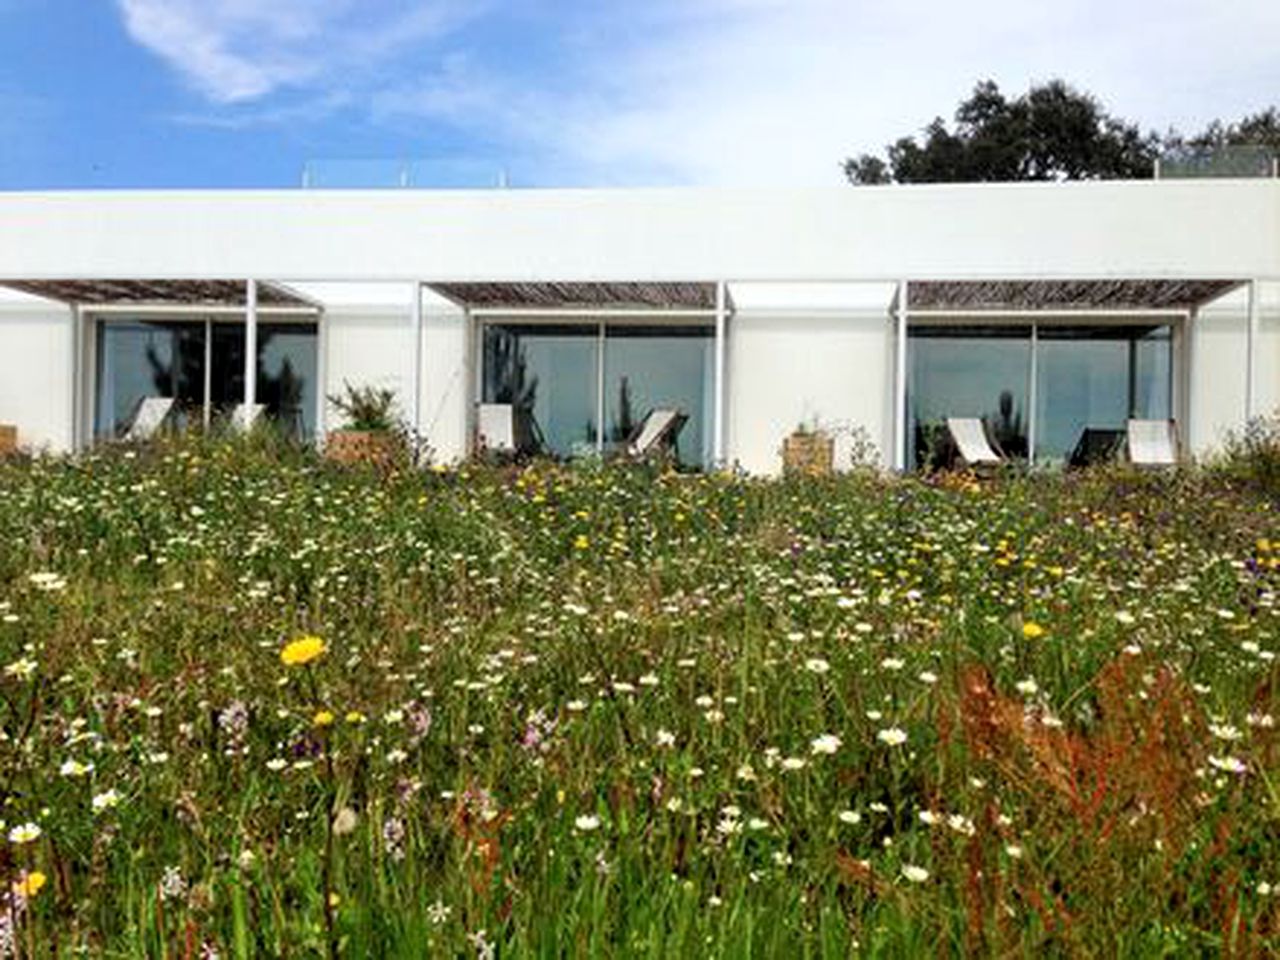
[0,179,1276,474]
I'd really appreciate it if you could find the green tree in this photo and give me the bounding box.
[844,79,1160,184]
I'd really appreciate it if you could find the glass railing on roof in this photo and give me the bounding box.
[299,158,514,189]
[1155,144,1277,179]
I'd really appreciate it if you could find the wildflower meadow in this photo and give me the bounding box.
[1,435,1278,956]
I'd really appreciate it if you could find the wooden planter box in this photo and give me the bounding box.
[782,432,834,476]
[0,425,16,457]
[324,430,401,468]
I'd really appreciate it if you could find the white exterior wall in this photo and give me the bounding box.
[728,309,892,475]
[1189,281,1280,456]
[0,181,1274,282]
[323,309,414,428]
[0,300,73,452]
[421,303,470,463]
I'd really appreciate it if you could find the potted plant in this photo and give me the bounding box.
[781,417,834,476]
[324,382,404,467]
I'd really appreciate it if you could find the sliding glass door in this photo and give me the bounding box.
[1034,326,1172,466]
[908,322,1174,469]
[95,319,318,440]
[482,324,599,457]
[481,321,713,467]
[908,326,1031,470]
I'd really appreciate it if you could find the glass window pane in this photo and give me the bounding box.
[908,326,1030,469]
[1133,328,1172,420]
[94,321,204,438]
[1034,325,1172,466]
[604,326,712,467]
[259,324,318,439]
[482,325,598,457]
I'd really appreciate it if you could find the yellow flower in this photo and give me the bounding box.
[313,709,335,728]
[573,535,590,551]
[281,635,326,667]
[1022,622,1046,640]
[344,711,366,724]
[13,871,46,898]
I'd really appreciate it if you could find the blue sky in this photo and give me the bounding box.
[1,0,1278,190]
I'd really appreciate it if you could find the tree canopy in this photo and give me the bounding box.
[844,80,1276,185]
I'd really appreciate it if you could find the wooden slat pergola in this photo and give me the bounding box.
[428,280,722,312]
[0,279,315,308]
[907,278,1241,312]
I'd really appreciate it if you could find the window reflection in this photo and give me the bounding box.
[908,326,1030,469]
[95,319,318,440]
[604,327,712,467]
[482,325,598,457]
[1035,325,1172,466]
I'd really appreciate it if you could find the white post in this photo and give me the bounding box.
[202,317,213,429]
[1027,321,1038,465]
[1246,279,1260,422]
[410,282,423,457]
[893,281,909,471]
[244,279,258,409]
[713,280,727,466]
[595,321,606,454]
[68,305,81,450]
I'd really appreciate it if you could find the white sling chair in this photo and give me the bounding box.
[1126,419,1178,466]
[229,403,266,431]
[477,403,517,453]
[123,396,175,442]
[627,409,688,458]
[945,417,1005,468]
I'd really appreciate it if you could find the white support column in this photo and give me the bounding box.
[713,280,727,467]
[595,320,606,454]
[202,317,213,429]
[893,280,909,471]
[1027,322,1038,465]
[244,279,258,409]
[1246,279,1260,422]
[409,282,423,457]
[68,304,81,450]
[315,308,329,444]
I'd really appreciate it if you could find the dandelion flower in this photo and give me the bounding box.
[12,871,46,898]
[280,635,326,667]
[313,709,336,728]
[1022,622,1046,640]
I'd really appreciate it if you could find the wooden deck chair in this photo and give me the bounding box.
[627,409,688,459]
[123,396,175,442]
[945,417,1005,469]
[1126,419,1179,467]
[229,403,266,431]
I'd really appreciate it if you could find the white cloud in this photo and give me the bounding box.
[116,0,478,103]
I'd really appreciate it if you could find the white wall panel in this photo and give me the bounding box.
[0,304,72,452]
[421,306,470,464]
[728,310,892,475]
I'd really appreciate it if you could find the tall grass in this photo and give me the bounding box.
[0,436,1277,956]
